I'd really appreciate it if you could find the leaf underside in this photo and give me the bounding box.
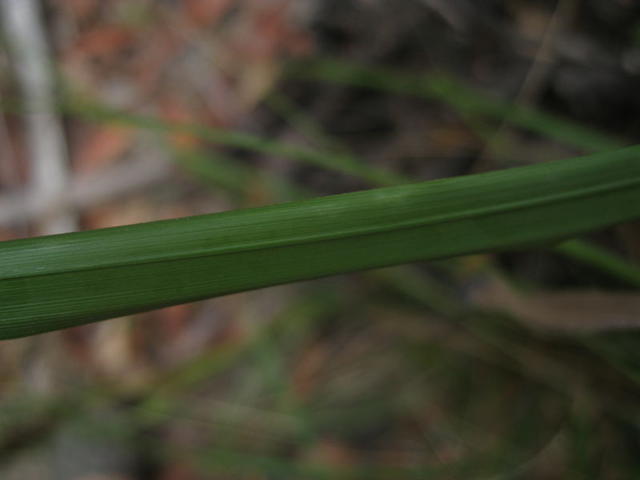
[1,146,639,339]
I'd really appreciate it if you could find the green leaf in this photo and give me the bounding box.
[288,58,626,152]
[1,146,639,339]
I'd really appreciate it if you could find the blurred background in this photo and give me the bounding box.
[1,0,640,478]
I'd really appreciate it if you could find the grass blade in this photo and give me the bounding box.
[554,239,640,288]
[1,146,639,339]
[288,58,626,152]
[64,97,404,186]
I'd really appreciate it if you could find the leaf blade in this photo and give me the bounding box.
[1,146,639,339]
